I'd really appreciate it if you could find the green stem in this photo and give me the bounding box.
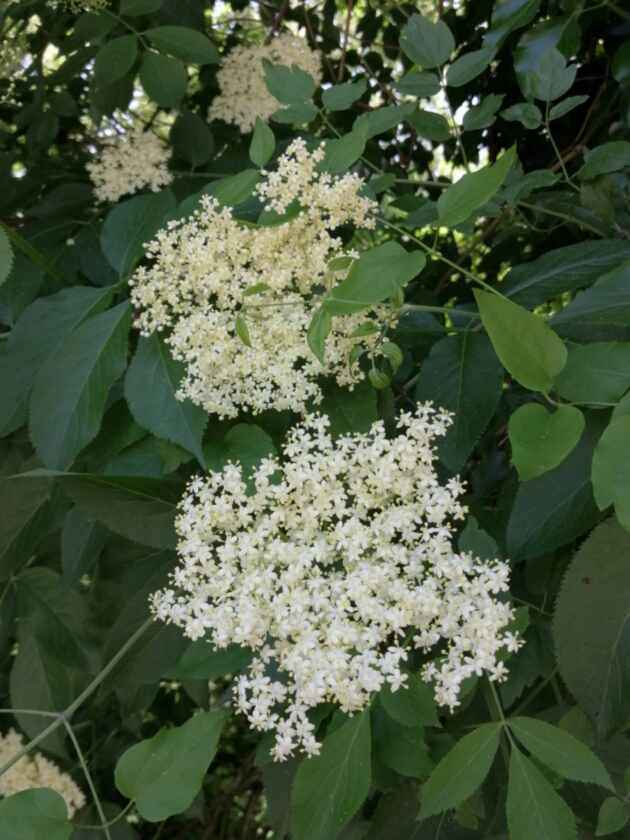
[605,0,630,20]
[518,200,604,237]
[101,9,149,47]
[0,618,153,779]
[545,102,579,192]
[63,722,112,840]
[78,801,135,832]
[402,303,479,318]
[441,70,470,173]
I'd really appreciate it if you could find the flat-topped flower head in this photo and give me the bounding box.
[130,138,378,419]
[210,33,322,132]
[151,406,519,760]
[87,124,173,204]
[0,729,85,816]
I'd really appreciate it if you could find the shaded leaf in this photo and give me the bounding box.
[508,403,585,480]
[0,789,72,840]
[506,748,576,840]
[438,146,516,227]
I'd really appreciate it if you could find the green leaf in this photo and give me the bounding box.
[415,333,503,472]
[101,190,176,276]
[291,711,371,840]
[501,102,543,129]
[170,110,214,167]
[507,412,604,560]
[395,71,440,98]
[353,104,414,140]
[168,641,251,680]
[596,798,629,837]
[459,516,499,561]
[553,518,630,738]
[307,306,332,364]
[578,142,630,181]
[400,13,455,68]
[209,169,261,207]
[263,61,316,104]
[321,130,366,174]
[446,48,494,87]
[554,342,630,404]
[406,108,451,141]
[529,49,577,102]
[324,242,425,315]
[509,717,613,789]
[140,52,187,107]
[380,674,439,728]
[474,290,567,392]
[115,711,227,821]
[0,789,72,839]
[30,303,131,470]
[319,379,378,437]
[502,169,559,204]
[551,261,630,342]
[39,472,180,549]
[549,94,589,120]
[124,335,207,468]
[61,507,106,585]
[592,417,630,530]
[420,723,501,818]
[506,748,576,840]
[249,118,275,168]
[0,226,13,287]
[204,424,277,480]
[322,79,367,111]
[612,40,630,84]
[94,35,138,87]
[235,313,252,347]
[508,403,585,481]
[0,471,50,580]
[271,102,318,125]
[146,26,219,64]
[121,0,163,15]
[504,240,630,308]
[438,146,516,227]
[462,94,504,131]
[373,711,433,780]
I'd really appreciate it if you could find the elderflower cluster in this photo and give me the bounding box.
[209,33,322,132]
[152,407,518,760]
[0,26,28,80]
[130,138,378,419]
[49,0,108,11]
[0,729,85,816]
[86,125,173,204]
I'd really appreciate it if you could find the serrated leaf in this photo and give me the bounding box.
[145,26,219,64]
[474,290,567,392]
[554,342,630,404]
[291,711,371,840]
[94,35,138,87]
[140,52,187,107]
[61,507,107,584]
[0,789,72,840]
[115,711,226,821]
[507,748,577,840]
[554,518,630,738]
[501,102,543,129]
[204,424,276,482]
[420,723,501,818]
[438,146,516,226]
[322,79,367,111]
[415,333,503,472]
[124,335,207,468]
[459,516,499,561]
[596,798,629,837]
[319,379,377,437]
[509,717,613,789]
[324,242,424,315]
[592,417,630,530]
[446,48,494,87]
[380,674,439,728]
[507,412,604,560]
[249,118,275,167]
[551,261,630,342]
[373,710,433,779]
[263,60,316,104]
[30,303,131,470]
[508,403,585,480]
[307,306,332,364]
[101,190,176,276]
[0,226,13,286]
[400,13,455,69]
[168,641,251,680]
[504,240,630,308]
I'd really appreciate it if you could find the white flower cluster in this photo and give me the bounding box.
[0,26,28,80]
[86,125,173,204]
[152,407,518,760]
[130,138,378,419]
[0,729,85,816]
[49,0,108,11]
[209,33,322,132]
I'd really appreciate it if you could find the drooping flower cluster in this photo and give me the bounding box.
[0,729,85,816]
[86,124,173,204]
[151,406,518,760]
[130,138,378,419]
[209,33,322,132]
